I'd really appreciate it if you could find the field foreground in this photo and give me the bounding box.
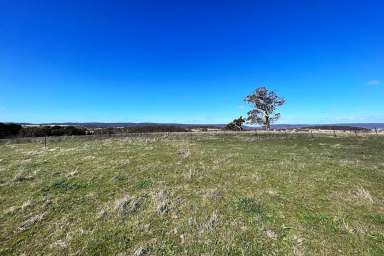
[0,134,383,255]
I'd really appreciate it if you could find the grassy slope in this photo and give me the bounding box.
[0,134,383,255]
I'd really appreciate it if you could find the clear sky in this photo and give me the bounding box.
[0,0,383,124]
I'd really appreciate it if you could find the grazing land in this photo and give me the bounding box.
[0,133,383,255]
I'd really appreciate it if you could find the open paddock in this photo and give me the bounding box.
[0,133,383,255]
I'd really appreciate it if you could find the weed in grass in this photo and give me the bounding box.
[51,239,68,249]
[352,186,374,203]
[66,169,79,177]
[113,194,144,217]
[302,211,331,225]
[112,175,128,182]
[18,212,48,232]
[140,223,151,233]
[177,147,191,159]
[10,199,34,213]
[44,179,83,192]
[97,209,108,219]
[265,229,278,240]
[154,190,170,215]
[331,186,375,206]
[13,171,34,182]
[369,214,384,225]
[4,205,18,215]
[235,197,263,214]
[133,245,150,256]
[266,189,279,197]
[203,189,224,201]
[201,211,219,232]
[136,179,153,189]
[342,220,368,235]
[83,155,96,161]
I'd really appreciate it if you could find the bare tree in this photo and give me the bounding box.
[245,87,285,130]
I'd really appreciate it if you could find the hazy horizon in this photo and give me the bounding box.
[6,121,384,126]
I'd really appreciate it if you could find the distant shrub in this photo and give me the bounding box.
[93,128,115,135]
[126,125,189,133]
[302,125,369,131]
[18,126,50,137]
[93,125,189,135]
[19,126,87,137]
[0,123,22,138]
[50,126,87,136]
[225,116,245,131]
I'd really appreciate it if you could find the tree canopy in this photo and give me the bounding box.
[225,116,246,131]
[245,87,285,130]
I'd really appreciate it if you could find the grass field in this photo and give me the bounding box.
[0,133,383,255]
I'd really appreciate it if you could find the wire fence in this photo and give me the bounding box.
[0,129,382,146]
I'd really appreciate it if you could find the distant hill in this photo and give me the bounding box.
[17,122,384,130]
[299,125,369,131]
[271,123,384,130]
[22,122,226,129]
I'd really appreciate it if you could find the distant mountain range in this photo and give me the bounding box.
[271,123,384,129]
[21,122,225,129]
[18,122,384,129]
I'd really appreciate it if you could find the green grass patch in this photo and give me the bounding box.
[0,133,383,255]
[234,197,263,215]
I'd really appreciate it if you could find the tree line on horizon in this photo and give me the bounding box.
[0,124,88,138]
[0,124,192,139]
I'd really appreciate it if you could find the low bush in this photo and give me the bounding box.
[0,123,22,138]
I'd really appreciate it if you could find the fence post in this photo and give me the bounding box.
[333,130,336,137]
[44,136,47,148]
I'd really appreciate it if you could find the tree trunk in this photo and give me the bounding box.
[265,116,270,130]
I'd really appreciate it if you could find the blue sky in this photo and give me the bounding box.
[0,0,383,124]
